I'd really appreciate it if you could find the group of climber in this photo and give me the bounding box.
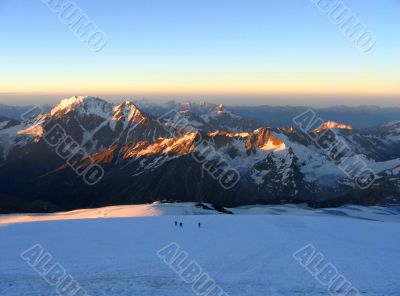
[175,221,201,228]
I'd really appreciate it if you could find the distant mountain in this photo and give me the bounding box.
[0,96,399,213]
[229,105,400,129]
[134,100,261,132]
[0,115,19,130]
[0,104,52,120]
[360,121,400,160]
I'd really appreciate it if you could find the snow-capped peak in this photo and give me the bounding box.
[179,109,191,116]
[314,121,353,133]
[385,120,400,127]
[113,101,146,123]
[383,120,400,132]
[215,104,225,115]
[201,103,240,123]
[50,96,86,115]
[50,96,113,119]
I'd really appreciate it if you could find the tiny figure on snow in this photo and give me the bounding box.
[198,222,201,228]
[175,221,178,226]
[180,222,183,227]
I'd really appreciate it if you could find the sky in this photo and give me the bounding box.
[0,0,399,106]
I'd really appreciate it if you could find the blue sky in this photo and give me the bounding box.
[0,0,399,106]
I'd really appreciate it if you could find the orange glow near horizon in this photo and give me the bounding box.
[1,62,400,103]
[2,73,400,98]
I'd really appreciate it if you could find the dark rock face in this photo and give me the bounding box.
[0,96,399,213]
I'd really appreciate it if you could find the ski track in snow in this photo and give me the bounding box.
[0,203,399,295]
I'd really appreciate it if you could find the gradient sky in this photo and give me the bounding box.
[0,0,399,106]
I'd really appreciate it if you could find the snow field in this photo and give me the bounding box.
[0,211,399,295]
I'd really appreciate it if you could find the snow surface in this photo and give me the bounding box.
[0,120,10,130]
[0,203,399,295]
[1,203,399,225]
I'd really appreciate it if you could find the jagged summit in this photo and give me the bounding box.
[215,104,225,115]
[314,121,353,133]
[113,100,145,123]
[1,95,400,213]
[50,96,113,118]
[48,97,150,127]
[51,96,92,113]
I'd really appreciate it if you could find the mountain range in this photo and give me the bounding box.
[2,102,400,129]
[0,96,399,213]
